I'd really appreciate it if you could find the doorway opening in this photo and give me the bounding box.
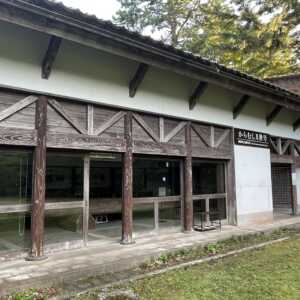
[88,153,122,242]
[271,164,293,218]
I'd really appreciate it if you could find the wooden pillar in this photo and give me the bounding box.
[227,129,237,225]
[291,164,298,216]
[121,111,134,244]
[83,155,90,246]
[183,121,193,232]
[28,96,47,260]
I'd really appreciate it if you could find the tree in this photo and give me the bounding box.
[114,0,300,78]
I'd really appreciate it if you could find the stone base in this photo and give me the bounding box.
[25,254,48,262]
[237,211,274,226]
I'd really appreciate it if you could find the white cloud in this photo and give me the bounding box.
[59,0,120,20]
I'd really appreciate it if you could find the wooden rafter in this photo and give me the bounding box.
[42,36,62,79]
[189,81,208,110]
[129,63,149,98]
[48,99,87,134]
[93,111,126,136]
[293,117,300,131]
[164,122,186,143]
[133,113,160,143]
[0,95,38,122]
[266,105,282,126]
[233,95,250,119]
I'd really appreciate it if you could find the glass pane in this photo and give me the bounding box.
[44,208,83,245]
[0,212,31,252]
[133,203,155,234]
[159,201,181,229]
[133,157,180,197]
[46,154,83,202]
[193,199,205,225]
[89,156,122,241]
[193,161,225,194]
[210,198,227,220]
[0,151,33,205]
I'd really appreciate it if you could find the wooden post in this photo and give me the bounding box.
[83,155,90,246]
[121,111,134,244]
[183,122,193,232]
[28,96,47,260]
[227,129,237,225]
[291,164,298,216]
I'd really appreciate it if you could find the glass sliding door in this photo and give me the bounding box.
[0,151,33,254]
[133,156,181,235]
[192,160,227,225]
[44,153,84,247]
[88,154,122,242]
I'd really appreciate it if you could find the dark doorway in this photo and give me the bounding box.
[271,164,293,216]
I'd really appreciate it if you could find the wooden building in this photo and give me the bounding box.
[0,0,300,261]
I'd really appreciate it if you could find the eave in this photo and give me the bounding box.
[0,0,300,112]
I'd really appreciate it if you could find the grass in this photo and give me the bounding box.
[4,227,300,300]
[127,235,300,300]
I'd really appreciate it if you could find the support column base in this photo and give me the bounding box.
[120,237,135,245]
[25,254,48,262]
[183,229,194,234]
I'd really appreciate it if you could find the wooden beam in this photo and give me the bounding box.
[189,81,208,110]
[183,121,193,232]
[121,111,134,244]
[233,95,250,119]
[0,95,38,122]
[164,122,186,143]
[214,129,230,149]
[42,36,62,79]
[159,117,164,143]
[133,113,160,143]
[83,155,90,246]
[129,63,149,97]
[266,105,282,126]
[28,96,47,261]
[87,104,94,135]
[293,118,300,131]
[94,111,126,136]
[191,124,210,148]
[48,98,87,134]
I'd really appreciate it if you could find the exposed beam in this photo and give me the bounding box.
[189,81,208,110]
[293,118,300,131]
[164,122,186,143]
[42,36,62,79]
[266,105,282,126]
[1,1,300,112]
[233,95,250,119]
[129,63,149,97]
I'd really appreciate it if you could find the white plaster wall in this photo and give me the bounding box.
[234,145,273,224]
[0,21,300,140]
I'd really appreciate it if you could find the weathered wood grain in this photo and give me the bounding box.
[94,111,126,136]
[0,126,36,146]
[48,98,87,134]
[29,96,47,260]
[164,121,186,143]
[0,95,37,122]
[133,113,160,143]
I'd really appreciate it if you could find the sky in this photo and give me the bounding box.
[60,0,120,20]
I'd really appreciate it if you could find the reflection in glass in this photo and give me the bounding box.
[89,156,122,241]
[133,203,155,234]
[0,151,33,205]
[210,198,227,220]
[46,154,83,202]
[133,157,180,197]
[193,161,225,194]
[0,212,31,252]
[44,208,83,245]
[159,201,181,228]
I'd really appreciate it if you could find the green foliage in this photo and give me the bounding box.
[114,0,300,78]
